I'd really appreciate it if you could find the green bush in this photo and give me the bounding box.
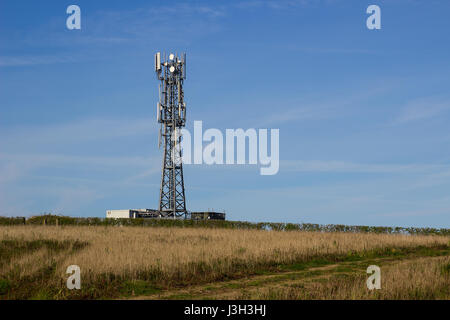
[0,279,10,295]
[1,214,449,236]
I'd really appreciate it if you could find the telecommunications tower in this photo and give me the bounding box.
[154,52,187,218]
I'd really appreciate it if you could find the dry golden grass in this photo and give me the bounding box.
[1,225,448,295]
[2,247,52,277]
[244,255,450,300]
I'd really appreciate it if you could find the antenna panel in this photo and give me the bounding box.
[155,52,161,71]
[182,53,186,79]
[157,102,160,122]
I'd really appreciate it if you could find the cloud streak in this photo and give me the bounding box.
[0,55,80,67]
[281,160,449,174]
[392,97,450,125]
[0,117,157,148]
[0,116,162,214]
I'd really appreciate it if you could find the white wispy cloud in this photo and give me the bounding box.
[0,117,156,147]
[392,97,450,125]
[0,153,158,170]
[292,47,374,54]
[0,116,161,189]
[254,105,327,127]
[281,159,448,174]
[406,167,450,189]
[0,55,80,67]
[235,0,340,10]
[372,207,450,219]
[0,148,162,216]
[1,2,228,67]
[254,83,392,127]
[1,0,356,68]
[191,177,450,227]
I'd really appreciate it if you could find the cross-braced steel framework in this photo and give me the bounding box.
[155,52,187,218]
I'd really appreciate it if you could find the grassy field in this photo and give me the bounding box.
[0,225,449,300]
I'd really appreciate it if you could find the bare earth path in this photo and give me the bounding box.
[127,252,448,300]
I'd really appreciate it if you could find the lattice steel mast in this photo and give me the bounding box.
[154,52,187,218]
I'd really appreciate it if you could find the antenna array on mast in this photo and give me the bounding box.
[155,51,187,218]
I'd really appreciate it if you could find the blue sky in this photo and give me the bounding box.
[1,0,449,228]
